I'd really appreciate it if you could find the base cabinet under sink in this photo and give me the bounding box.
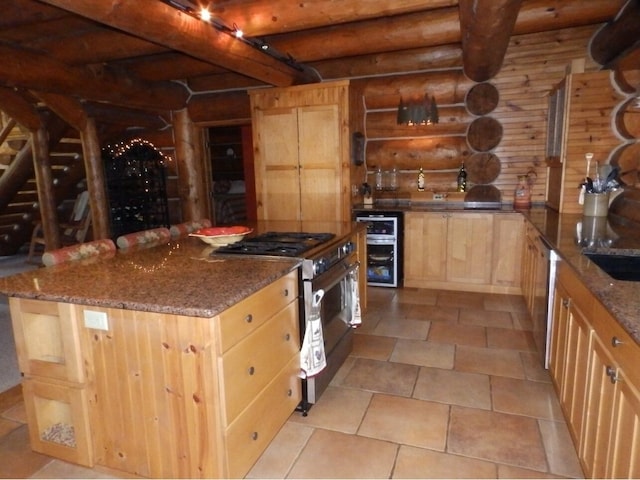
[549,262,640,478]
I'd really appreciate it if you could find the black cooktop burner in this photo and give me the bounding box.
[215,232,335,257]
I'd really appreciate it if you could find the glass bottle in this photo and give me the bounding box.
[389,168,398,190]
[417,167,425,192]
[375,166,383,191]
[514,174,531,209]
[456,162,467,192]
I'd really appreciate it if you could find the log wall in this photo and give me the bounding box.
[351,25,604,203]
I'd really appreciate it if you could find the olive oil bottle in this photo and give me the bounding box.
[456,162,467,192]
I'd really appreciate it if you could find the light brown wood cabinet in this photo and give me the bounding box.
[249,80,351,222]
[549,262,640,478]
[404,211,522,293]
[10,271,301,478]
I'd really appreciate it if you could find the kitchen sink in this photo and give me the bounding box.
[583,252,640,281]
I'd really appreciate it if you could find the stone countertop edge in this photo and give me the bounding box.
[0,239,302,318]
[523,208,640,346]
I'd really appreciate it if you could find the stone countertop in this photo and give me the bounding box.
[523,208,640,346]
[0,237,300,318]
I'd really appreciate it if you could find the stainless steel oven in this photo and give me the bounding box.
[299,239,359,413]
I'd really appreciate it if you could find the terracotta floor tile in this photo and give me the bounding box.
[246,422,314,479]
[486,327,537,351]
[409,304,460,323]
[0,425,52,479]
[2,400,27,423]
[511,310,535,331]
[352,334,396,360]
[437,291,486,310]
[497,464,566,478]
[287,428,397,478]
[448,406,548,472]
[484,294,528,313]
[455,345,525,379]
[428,322,487,347]
[368,287,397,303]
[520,352,552,383]
[390,339,454,369]
[459,308,514,329]
[355,312,381,334]
[372,317,431,340]
[358,394,449,450]
[413,367,491,410]
[330,356,356,386]
[288,386,372,434]
[393,445,497,478]
[393,288,438,305]
[30,460,125,479]
[338,358,419,397]
[491,376,564,421]
[0,417,21,438]
[538,419,584,478]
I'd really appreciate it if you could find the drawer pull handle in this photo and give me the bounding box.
[251,431,259,441]
[611,336,623,347]
[285,333,291,341]
[287,388,293,397]
[248,366,255,375]
[283,288,289,297]
[562,298,570,308]
[245,314,253,323]
[606,366,619,384]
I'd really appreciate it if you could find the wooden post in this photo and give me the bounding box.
[31,127,61,250]
[80,118,111,240]
[173,108,209,222]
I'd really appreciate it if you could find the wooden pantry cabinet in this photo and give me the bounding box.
[404,211,522,293]
[249,80,351,223]
[10,271,300,479]
[549,262,640,478]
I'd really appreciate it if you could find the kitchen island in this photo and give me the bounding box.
[0,220,364,478]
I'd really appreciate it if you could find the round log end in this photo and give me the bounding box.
[465,82,499,115]
[467,116,503,152]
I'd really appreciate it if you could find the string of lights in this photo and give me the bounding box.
[159,0,305,72]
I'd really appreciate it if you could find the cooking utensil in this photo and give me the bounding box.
[579,153,594,204]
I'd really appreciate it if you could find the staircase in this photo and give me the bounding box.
[0,110,87,256]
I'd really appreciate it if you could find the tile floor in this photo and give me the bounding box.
[0,287,584,479]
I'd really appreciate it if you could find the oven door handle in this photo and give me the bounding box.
[367,236,396,245]
[313,261,360,293]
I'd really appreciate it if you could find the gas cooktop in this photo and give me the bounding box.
[215,232,335,257]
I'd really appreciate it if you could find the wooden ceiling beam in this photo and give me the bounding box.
[459,0,523,82]
[0,87,43,130]
[0,43,189,111]
[590,0,640,66]
[38,0,321,87]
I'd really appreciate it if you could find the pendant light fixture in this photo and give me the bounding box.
[397,94,439,126]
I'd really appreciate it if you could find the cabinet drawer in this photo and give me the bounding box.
[591,301,640,387]
[9,298,85,383]
[224,355,301,478]
[22,378,93,467]
[220,301,299,424]
[216,271,298,353]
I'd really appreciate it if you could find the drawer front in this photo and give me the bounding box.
[216,271,298,353]
[22,378,93,467]
[224,355,301,478]
[220,301,299,424]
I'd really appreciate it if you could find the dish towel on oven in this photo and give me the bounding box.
[348,266,362,327]
[300,289,327,378]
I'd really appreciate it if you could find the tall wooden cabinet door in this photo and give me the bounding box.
[253,107,301,221]
[298,104,343,222]
[549,283,570,391]
[404,212,447,286]
[606,369,640,478]
[581,333,616,479]
[561,301,592,445]
[492,214,523,287]
[446,213,493,284]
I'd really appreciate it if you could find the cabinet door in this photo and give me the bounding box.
[298,105,343,222]
[404,212,447,285]
[446,213,493,284]
[607,373,640,478]
[492,213,523,287]
[549,281,570,391]
[253,107,301,220]
[561,299,592,444]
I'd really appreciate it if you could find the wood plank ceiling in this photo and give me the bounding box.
[0,0,631,129]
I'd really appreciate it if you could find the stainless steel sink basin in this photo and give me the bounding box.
[583,252,640,281]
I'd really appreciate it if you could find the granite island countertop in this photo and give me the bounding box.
[0,237,301,318]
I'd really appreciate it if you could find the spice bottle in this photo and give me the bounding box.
[456,162,467,192]
[417,167,425,191]
[375,166,383,191]
[514,175,531,209]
